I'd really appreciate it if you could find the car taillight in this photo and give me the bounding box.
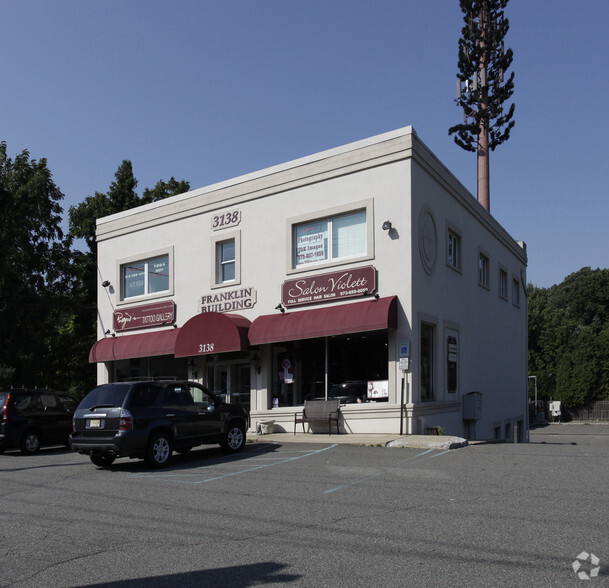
[119,409,133,431]
[1,394,10,422]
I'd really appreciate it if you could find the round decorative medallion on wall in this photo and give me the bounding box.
[418,208,437,275]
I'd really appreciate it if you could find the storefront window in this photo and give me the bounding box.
[270,331,388,408]
[206,359,250,413]
[114,356,187,381]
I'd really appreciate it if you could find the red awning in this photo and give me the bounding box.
[89,328,180,363]
[248,296,397,345]
[174,312,251,358]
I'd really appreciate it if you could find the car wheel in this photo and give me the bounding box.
[145,432,173,468]
[221,422,246,453]
[90,454,116,467]
[20,430,41,454]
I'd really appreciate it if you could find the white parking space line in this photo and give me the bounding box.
[324,448,451,494]
[129,444,338,485]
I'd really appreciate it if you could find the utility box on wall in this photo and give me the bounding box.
[463,391,482,420]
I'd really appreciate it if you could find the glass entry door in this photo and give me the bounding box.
[206,361,251,414]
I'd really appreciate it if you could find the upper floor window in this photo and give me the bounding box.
[211,231,241,288]
[217,239,235,283]
[512,277,521,307]
[447,229,461,270]
[121,254,169,300]
[294,209,366,268]
[478,252,489,288]
[499,267,508,299]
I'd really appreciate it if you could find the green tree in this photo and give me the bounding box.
[528,267,609,409]
[0,142,73,388]
[141,177,190,205]
[68,163,189,389]
[449,0,515,210]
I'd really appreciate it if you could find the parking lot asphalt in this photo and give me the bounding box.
[3,422,608,587]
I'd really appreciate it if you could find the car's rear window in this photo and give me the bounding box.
[13,393,36,412]
[127,384,164,408]
[78,384,132,409]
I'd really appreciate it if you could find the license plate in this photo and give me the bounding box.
[88,418,102,428]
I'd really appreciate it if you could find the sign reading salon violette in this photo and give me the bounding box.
[282,266,377,308]
[113,301,175,332]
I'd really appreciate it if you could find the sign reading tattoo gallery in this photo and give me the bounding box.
[113,301,176,332]
[282,266,377,307]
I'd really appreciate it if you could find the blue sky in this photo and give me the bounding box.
[2,0,608,288]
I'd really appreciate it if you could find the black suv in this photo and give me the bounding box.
[0,388,79,454]
[70,380,248,468]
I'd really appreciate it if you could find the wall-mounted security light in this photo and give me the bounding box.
[102,280,111,288]
[382,221,392,231]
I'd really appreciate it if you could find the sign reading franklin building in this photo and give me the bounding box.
[201,287,257,313]
[282,266,377,307]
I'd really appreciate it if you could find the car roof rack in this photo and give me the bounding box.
[118,376,181,382]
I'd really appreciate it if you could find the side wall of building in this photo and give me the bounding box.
[408,135,528,440]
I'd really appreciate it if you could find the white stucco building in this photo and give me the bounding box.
[90,126,528,441]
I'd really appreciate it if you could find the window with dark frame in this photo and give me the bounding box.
[420,323,435,401]
[447,336,457,394]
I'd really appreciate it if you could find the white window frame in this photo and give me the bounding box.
[117,247,174,304]
[286,199,374,274]
[498,266,508,300]
[478,249,490,289]
[211,231,241,289]
[512,276,521,308]
[446,224,462,272]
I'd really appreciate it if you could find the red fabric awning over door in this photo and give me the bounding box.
[248,296,397,345]
[89,328,180,363]
[174,312,251,358]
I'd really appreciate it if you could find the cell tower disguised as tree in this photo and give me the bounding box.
[449,0,515,212]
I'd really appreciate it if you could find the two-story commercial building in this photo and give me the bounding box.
[90,126,528,440]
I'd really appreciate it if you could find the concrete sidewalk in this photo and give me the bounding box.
[249,431,469,450]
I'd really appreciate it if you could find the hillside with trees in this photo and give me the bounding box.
[528,267,609,408]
